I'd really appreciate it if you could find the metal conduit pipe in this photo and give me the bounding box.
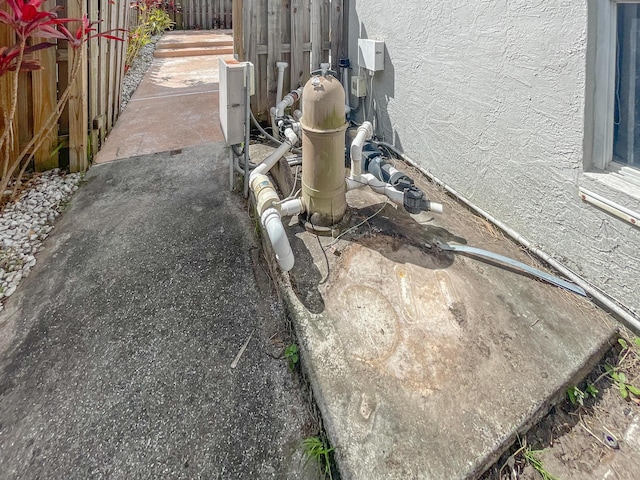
[374,141,640,333]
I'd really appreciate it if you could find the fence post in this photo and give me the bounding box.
[67,0,89,173]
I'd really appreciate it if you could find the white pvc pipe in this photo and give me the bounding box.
[275,88,303,117]
[350,121,373,175]
[278,198,305,217]
[346,174,404,205]
[374,141,640,332]
[262,208,295,271]
[276,62,288,104]
[251,141,294,179]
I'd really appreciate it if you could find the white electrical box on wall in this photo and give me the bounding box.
[219,58,254,146]
[358,39,385,72]
[351,76,367,97]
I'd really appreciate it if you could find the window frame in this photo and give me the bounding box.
[584,0,640,211]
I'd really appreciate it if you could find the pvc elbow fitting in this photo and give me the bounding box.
[262,208,295,271]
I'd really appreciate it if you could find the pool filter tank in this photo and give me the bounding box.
[300,72,348,228]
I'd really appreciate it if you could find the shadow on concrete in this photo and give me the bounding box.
[287,198,464,314]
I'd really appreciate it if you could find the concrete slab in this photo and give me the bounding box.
[267,160,618,479]
[94,52,233,164]
[0,144,318,479]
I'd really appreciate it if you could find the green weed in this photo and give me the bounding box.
[284,343,299,371]
[523,446,560,480]
[567,383,598,406]
[301,436,334,480]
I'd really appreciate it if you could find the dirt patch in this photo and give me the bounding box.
[481,332,640,480]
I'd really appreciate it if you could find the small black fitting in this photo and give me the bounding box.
[403,186,424,214]
[395,177,414,192]
[339,58,351,69]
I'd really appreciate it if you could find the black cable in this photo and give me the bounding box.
[308,217,330,285]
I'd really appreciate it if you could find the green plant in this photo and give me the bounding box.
[606,364,640,400]
[301,436,334,480]
[147,8,174,35]
[125,23,151,69]
[618,337,640,352]
[523,447,560,480]
[126,4,174,70]
[0,1,123,197]
[567,383,598,406]
[284,343,299,371]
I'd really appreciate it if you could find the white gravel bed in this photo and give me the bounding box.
[0,35,161,313]
[120,35,161,111]
[0,171,82,311]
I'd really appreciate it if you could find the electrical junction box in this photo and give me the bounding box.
[358,39,385,72]
[219,58,254,146]
[351,76,367,97]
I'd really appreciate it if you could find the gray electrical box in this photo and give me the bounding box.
[219,58,254,146]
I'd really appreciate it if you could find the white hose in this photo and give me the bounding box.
[262,208,295,271]
[374,141,640,332]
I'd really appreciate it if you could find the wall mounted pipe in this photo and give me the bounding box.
[373,141,640,333]
[350,121,374,175]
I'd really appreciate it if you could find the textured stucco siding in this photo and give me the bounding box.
[349,0,640,316]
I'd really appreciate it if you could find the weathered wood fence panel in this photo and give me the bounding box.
[0,0,129,175]
[236,0,343,119]
[178,0,232,29]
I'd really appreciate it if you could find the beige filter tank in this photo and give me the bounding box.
[301,74,348,227]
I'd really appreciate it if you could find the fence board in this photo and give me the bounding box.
[180,0,232,29]
[239,0,341,118]
[0,0,130,180]
[321,0,329,64]
[330,0,343,66]
[67,0,88,172]
[267,0,282,102]
[32,1,59,171]
[233,0,244,60]
[310,0,321,71]
[88,0,99,158]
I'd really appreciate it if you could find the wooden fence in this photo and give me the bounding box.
[181,0,233,29]
[233,0,344,119]
[0,0,129,175]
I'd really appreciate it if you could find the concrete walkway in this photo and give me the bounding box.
[94,30,234,163]
[0,33,317,479]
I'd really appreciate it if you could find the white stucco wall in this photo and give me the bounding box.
[348,0,640,316]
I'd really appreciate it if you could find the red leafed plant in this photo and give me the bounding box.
[0,0,124,200]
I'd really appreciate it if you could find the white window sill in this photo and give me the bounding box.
[580,169,640,227]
